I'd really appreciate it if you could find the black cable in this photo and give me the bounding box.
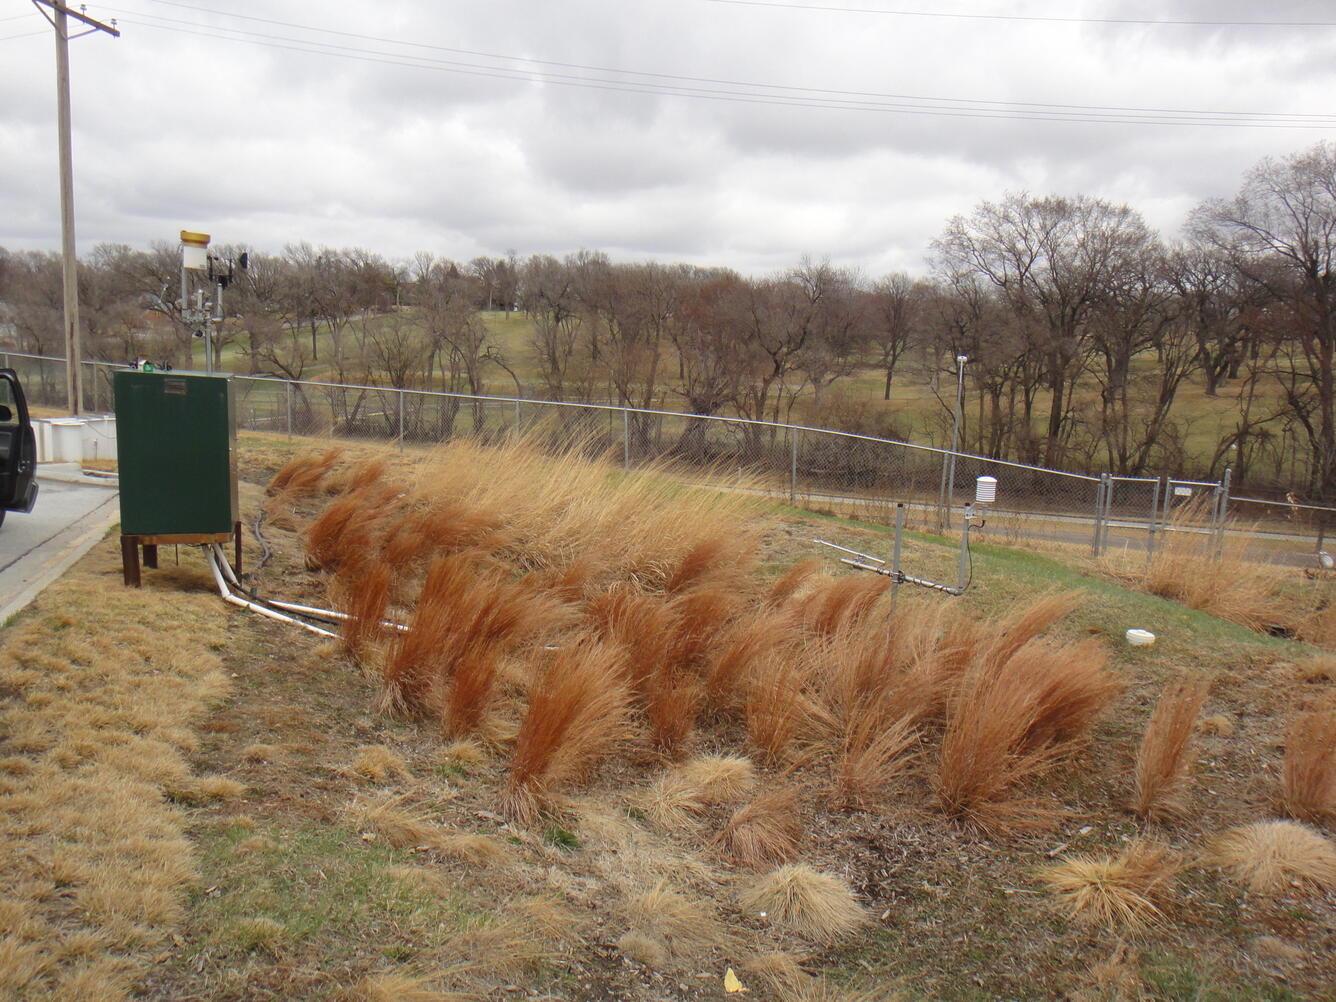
[251,508,273,575]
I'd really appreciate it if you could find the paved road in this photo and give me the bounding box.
[0,471,119,625]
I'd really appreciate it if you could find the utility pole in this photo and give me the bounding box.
[32,1,119,415]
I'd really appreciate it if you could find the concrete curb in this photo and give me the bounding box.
[1,482,120,627]
[36,462,119,488]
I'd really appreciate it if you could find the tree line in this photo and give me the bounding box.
[1,142,1334,499]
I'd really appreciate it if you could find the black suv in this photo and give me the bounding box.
[0,368,38,528]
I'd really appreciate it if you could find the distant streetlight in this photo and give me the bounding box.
[937,355,968,531]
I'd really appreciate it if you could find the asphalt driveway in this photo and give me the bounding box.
[0,467,119,626]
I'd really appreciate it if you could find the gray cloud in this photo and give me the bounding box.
[2,0,1333,277]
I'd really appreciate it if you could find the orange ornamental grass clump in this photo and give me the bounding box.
[1131,677,1211,819]
[703,610,798,712]
[305,480,401,572]
[332,557,394,659]
[501,638,634,824]
[936,637,1118,833]
[799,574,893,636]
[265,445,342,500]
[713,787,803,869]
[1282,705,1336,824]
[378,553,568,732]
[745,652,810,766]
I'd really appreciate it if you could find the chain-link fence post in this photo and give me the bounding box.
[514,398,521,436]
[1147,475,1163,556]
[285,381,293,439]
[623,408,631,470]
[397,389,405,452]
[789,428,798,506]
[1213,466,1232,557]
[1092,474,1107,556]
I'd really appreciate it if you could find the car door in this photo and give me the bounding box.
[0,368,38,523]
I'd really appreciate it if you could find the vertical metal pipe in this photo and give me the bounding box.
[957,511,970,592]
[398,389,405,452]
[286,381,293,439]
[892,503,905,603]
[514,397,521,434]
[1091,477,1104,557]
[1147,476,1161,556]
[790,429,798,506]
[623,408,630,469]
[1216,467,1232,557]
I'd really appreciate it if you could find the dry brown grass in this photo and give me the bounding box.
[713,787,803,869]
[746,652,809,765]
[799,574,893,636]
[936,638,1119,833]
[305,481,400,572]
[1141,513,1282,632]
[350,795,448,849]
[622,880,730,960]
[833,713,920,809]
[501,639,634,823]
[586,588,678,696]
[1039,840,1179,929]
[740,951,814,1000]
[350,745,412,783]
[738,864,866,943]
[356,972,472,1002]
[411,433,761,590]
[379,554,568,734]
[704,610,798,711]
[1282,705,1336,824]
[0,556,229,1000]
[1207,820,1336,896]
[1131,677,1211,819]
[641,755,758,830]
[332,557,393,658]
[665,533,758,595]
[264,446,342,506]
[1295,653,1336,682]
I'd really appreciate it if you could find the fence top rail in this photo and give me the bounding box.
[19,350,1097,484]
[1231,494,1336,516]
[228,373,1101,483]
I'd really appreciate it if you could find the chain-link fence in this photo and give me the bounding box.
[6,350,1333,567]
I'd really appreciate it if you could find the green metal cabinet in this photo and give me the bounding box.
[114,371,238,536]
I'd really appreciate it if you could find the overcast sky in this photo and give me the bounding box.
[2,1,1334,277]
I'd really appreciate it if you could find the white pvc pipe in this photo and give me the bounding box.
[206,548,339,639]
[265,597,409,633]
[208,545,409,633]
[211,543,241,588]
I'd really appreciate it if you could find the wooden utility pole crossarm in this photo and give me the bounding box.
[30,1,120,416]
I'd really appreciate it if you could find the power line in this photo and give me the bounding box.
[0,29,47,41]
[105,3,1336,122]
[705,0,1336,28]
[98,5,1336,129]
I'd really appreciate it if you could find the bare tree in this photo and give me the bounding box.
[933,192,1158,467]
[868,272,920,401]
[1191,141,1336,498]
